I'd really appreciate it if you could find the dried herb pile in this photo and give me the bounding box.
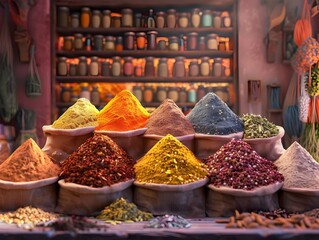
[145,215,191,229]
[60,134,135,187]
[204,139,284,190]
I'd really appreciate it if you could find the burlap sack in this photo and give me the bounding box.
[0,176,58,212]
[56,179,134,216]
[206,182,283,217]
[95,128,147,161]
[133,178,208,218]
[279,187,319,213]
[194,132,243,160]
[243,126,285,161]
[42,125,94,162]
[143,134,195,153]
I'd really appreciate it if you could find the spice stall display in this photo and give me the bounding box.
[56,134,135,216]
[42,98,98,162]
[186,92,243,159]
[0,138,60,212]
[204,139,284,217]
[143,99,195,152]
[134,134,208,218]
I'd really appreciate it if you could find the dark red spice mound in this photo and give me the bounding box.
[60,134,135,187]
[204,139,284,190]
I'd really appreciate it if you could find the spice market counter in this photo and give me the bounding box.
[1,219,319,240]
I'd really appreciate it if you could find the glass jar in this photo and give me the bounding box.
[115,36,123,51]
[179,87,187,103]
[91,10,101,28]
[188,85,197,103]
[202,9,212,27]
[63,37,73,51]
[71,13,80,28]
[168,87,179,102]
[111,15,122,28]
[191,8,201,28]
[90,85,100,105]
[199,36,206,50]
[85,35,92,51]
[178,12,189,28]
[112,56,122,76]
[224,65,231,77]
[74,33,83,50]
[166,9,176,28]
[104,36,115,50]
[101,61,111,76]
[102,10,111,28]
[147,31,157,50]
[123,57,134,76]
[156,86,167,102]
[156,11,165,28]
[134,64,143,77]
[157,58,168,77]
[57,57,68,76]
[200,57,210,76]
[93,35,103,50]
[207,33,219,50]
[168,36,179,51]
[132,85,143,101]
[213,11,222,28]
[188,60,199,77]
[121,8,133,27]
[134,13,142,27]
[144,57,155,77]
[157,39,167,50]
[187,32,198,50]
[124,32,135,50]
[80,85,90,100]
[81,7,91,28]
[222,11,231,27]
[136,32,146,50]
[213,58,223,77]
[61,85,72,102]
[78,56,88,76]
[173,56,185,77]
[147,9,156,28]
[69,63,77,76]
[57,6,69,28]
[197,85,206,101]
[0,134,10,164]
[143,85,154,103]
[89,56,99,76]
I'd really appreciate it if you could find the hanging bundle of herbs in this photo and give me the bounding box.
[25,44,41,97]
[0,3,18,122]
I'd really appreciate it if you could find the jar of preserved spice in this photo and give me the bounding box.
[85,35,92,51]
[124,32,135,50]
[58,6,69,28]
[213,11,222,28]
[112,56,122,76]
[173,56,185,77]
[207,33,219,50]
[0,134,10,164]
[81,7,91,28]
[136,32,146,50]
[213,58,223,77]
[57,57,68,76]
[168,36,179,51]
[80,84,90,100]
[91,10,101,28]
[144,57,155,77]
[102,10,111,28]
[115,36,123,51]
[224,65,231,77]
[200,57,210,76]
[157,58,168,77]
[166,9,176,28]
[178,12,189,28]
[179,87,187,103]
[188,60,199,77]
[143,85,154,103]
[78,56,88,76]
[104,36,115,50]
[121,8,133,27]
[63,37,73,51]
[69,63,77,76]
[188,85,197,103]
[101,61,111,76]
[168,87,179,102]
[90,85,100,105]
[89,56,99,76]
[71,13,80,28]
[132,85,143,101]
[111,15,122,28]
[134,64,143,77]
[147,9,156,28]
[199,36,206,50]
[147,31,157,50]
[123,57,133,77]
[187,32,198,50]
[61,85,72,102]
[157,39,167,50]
[202,9,212,27]
[222,11,231,27]
[156,86,167,102]
[191,8,201,28]
[197,85,206,101]
[156,11,165,28]
[74,33,83,50]
[93,35,103,50]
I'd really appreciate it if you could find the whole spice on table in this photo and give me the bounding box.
[204,139,284,190]
[52,98,99,129]
[145,99,195,136]
[0,138,60,182]
[275,141,319,189]
[96,90,150,131]
[241,113,279,139]
[97,198,153,224]
[186,92,244,135]
[257,209,296,220]
[60,134,135,187]
[145,215,191,229]
[134,134,208,185]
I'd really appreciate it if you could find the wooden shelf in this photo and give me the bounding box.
[267,109,283,113]
[56,76,234,83]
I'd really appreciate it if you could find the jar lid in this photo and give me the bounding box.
[207,33,218,38]
[203,9,212,14]
[94,35,103,38]
[189,60,198,65]
[59,57,67,61]
[175,56,185,61]
[214,58,223,63]
[92,10,101,14]
[124,31,135,36]
[71,13,79,17]
[136,32,146,37]
[74,33,83,37]
[145,56,154,61]
[103,9,111,14]
[102,61,110,65]
[135,12,142,17]
[121,8,133,14]
[187,32,198,37]
[59,6,69,12]
[169,36,178,42]
[147,31,158,35]
[179,12,188,17]
[91,56,99,61]
[124,56,133,61]
[79,56,87,60]
[213,11,221,16]
[64,36,73,40]
[159,58,167,62]
[201,56,210,61]
[112,56,121,61]
[192,8,200,13]
[105,36,115,41]
[167,9,176,14]
[81,7,91,12]
[156,11,165,16]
